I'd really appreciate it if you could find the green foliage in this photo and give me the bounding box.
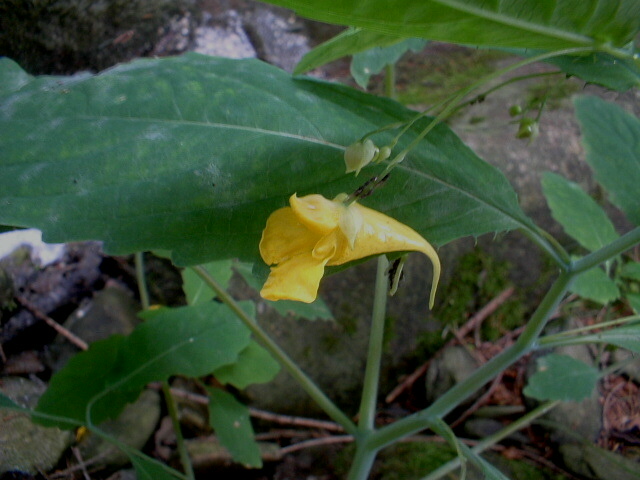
[524,354,599,402]
[261,0,640,51]
[350,38,426,89]
[129,452,185,480]
[571,264,621,304]
[376,442,457,480]
[213,341,280,389]
[208,388,262,467]
[542,172,619,252]
[0,55,535,267]
[182,260,234,305]
[574,96,640,225]
[35,302,252,427]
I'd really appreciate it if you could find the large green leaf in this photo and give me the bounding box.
[0,55,535,266]
[262,0,640,51]
[541,172,618,252]
[35,302,252,427]
[571,265,621,304]
[575,96,640,225]
[213,341,281,389]
[580,324,640,353]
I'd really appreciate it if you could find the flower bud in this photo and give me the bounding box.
[344,139,378,176]
[509,104,522,117]
[516,117,539,140]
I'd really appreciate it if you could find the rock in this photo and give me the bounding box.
[76,389,161,469]
[193,10,256,59]
[47,284,141,371]
[425,345,480,405]
[186,437,281,469]
[0,377,74,475]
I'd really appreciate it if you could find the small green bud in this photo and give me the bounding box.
[509,104,522,117]
[516,117,539,140]
[376,146,391,163]
[344,139,378,176]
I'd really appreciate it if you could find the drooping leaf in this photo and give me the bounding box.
[261,0,640,51]
[294,27,407,74]
[541,172,618,251]
[35,302,252,427]
[571,265,621,304]
[208,388,262,468]
[0,391,26,411]
[0,55,536,267]
[213,341,281,389]
[575,96,640,225]
[235,262,334,320]
[524,354,599,402]
[182,260,234,305]
[351,38,427,88]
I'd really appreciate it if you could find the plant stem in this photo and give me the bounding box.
[136,253,193,476]
[134,252,151,310]
[357,256,390,431]
[366,272,573,453]
[384,63,396,99]
[162,382,195,480]
[191,266,358,436]
[421,400,560,480]
[572,227,640,274]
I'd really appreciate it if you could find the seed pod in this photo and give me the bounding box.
[516,117,539,140]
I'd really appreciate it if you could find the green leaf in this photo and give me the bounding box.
[208,388,262,468]
[182,260,233,305]
[129,452,186,480]
[620,262,640,281]
[582,324,640,353]
[571,265,621,304]
[235,262,333,320]
[544,52,640,91]
[541,172,618,251]
[295,27,406,74]
[261,0,640,51]
[351,38,426,88]
[35,302,252,427]
[213,341,280,389]
[626,292,640,313]
[0,55,535,266]
[575,96,640,225]
[524,354,599,402]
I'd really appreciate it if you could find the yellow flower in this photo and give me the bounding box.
[259,193,441,308]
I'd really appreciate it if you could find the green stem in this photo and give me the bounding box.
[347,443,378,480]
[162,382,195,480]
[384,63,396,100]
[572,227,640,274]
[366,272,573,453]
[358,256,390,430]
[134,252,151,310]
[136,254,192,475]
[191,266,358,436]
[421,401,560,480]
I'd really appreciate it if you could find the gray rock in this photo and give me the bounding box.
[0,377,74,475]
[193,10,257,59]
[425,345,480,405]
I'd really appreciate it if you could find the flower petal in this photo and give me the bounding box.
[290,194,341,235]
[260,252,329,303]
[259,207,321,265]
[330,203,441,308]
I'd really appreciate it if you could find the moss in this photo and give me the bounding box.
[376,442,458,479]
